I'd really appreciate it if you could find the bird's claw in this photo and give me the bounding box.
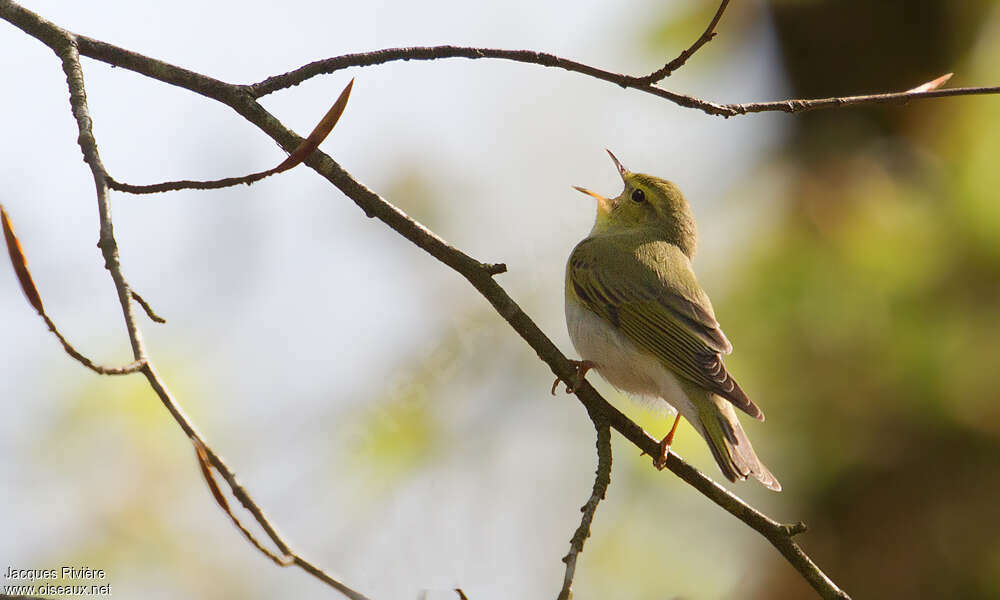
[638,441,671,470]
[645,413,682,470]
[653,441,670,470]
[550,360,596,395]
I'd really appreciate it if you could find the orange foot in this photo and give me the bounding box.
[550,360,597,395]
[652,413,682,470]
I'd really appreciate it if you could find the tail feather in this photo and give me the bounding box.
[699,395,781,492]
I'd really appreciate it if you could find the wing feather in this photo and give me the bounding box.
[568,235,763,420]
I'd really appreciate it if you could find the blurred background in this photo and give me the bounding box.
[2,0,999,598]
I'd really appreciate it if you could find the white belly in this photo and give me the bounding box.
[565,294,695,421]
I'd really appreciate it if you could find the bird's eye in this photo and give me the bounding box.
[631,188,645,203]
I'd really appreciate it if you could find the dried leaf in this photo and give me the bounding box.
[906,72,953,94]
[1,204,45,315]
[273,78,355,173]
[194,440,230,511]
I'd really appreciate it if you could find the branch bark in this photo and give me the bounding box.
[640,0,731,83]
[246,45,998,118]
[558,418,612,600]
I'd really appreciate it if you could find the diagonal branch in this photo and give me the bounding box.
[239,92,853,600]
[558,417,612,600]
[226,78,856,600]
[641,0,731,84]
[131,289,166,323]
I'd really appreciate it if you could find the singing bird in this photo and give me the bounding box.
[559,151,780,491]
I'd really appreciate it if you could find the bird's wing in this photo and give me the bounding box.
[568,236,763,420]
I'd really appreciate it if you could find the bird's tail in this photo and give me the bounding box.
[698,395,781,491]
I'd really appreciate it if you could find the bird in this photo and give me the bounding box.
[557,150,780,491]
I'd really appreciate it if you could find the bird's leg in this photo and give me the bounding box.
[653,413,683,470]
[550,360,597,395]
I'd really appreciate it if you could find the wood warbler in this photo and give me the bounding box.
[560,150,780,491]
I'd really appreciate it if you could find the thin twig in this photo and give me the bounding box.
[641,0,731,83]
[723,84,1000,115]
[244,44,999,119]
[558,419,612,600]
[106,171,275,194]
[247,45,722,114]
[105,79,353,195]
[131,289,166,323]
[42,314,148,375]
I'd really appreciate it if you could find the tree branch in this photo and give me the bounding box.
[41,312,148,375]
[723,84,1000,115]
[236,92,858,600]
[558,417,612,600]
[640,0,731,83]
[243,44,703,116]
[245,44,999,118]
[131,289,166,323]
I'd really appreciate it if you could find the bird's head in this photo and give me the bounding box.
[574,150,698,257]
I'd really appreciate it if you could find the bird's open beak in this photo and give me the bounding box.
[572,150,629,215]
[573,185,613,215]
[606,149,628,181]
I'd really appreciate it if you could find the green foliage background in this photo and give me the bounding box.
[672,1,1000,597]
